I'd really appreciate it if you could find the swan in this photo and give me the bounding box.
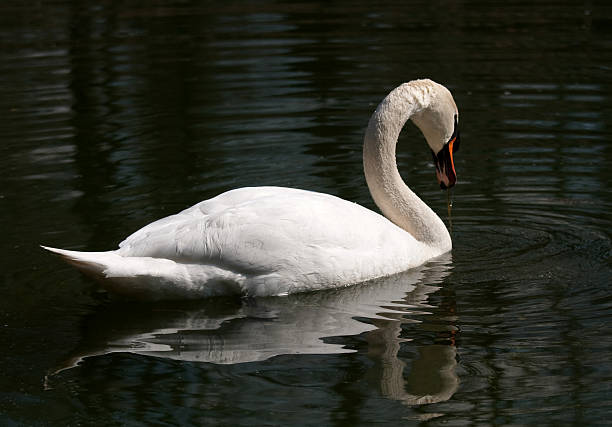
[42,79,460,300]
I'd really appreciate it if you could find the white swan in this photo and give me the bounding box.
[42,79,460,300]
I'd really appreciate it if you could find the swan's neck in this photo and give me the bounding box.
[363,84,451,251]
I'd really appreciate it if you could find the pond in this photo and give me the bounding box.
[1,1,611,425]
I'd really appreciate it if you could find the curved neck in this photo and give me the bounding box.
[363,84,451,251]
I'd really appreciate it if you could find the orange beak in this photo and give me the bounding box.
[432,135,457,189]
[432,114,460,189]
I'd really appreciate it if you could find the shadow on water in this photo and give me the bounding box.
[46,256,459,407]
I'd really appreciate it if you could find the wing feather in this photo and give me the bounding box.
[116,187,419,280]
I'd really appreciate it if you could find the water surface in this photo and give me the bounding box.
[1,1,612,425]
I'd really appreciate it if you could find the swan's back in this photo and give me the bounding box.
[104,187,434,297]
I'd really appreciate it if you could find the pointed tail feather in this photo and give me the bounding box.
[40,245,113,279]
[40,245,146,297]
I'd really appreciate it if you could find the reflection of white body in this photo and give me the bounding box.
[42,79,460,299]
[49,260,458,405]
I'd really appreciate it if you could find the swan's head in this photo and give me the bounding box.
[409,80,460,189]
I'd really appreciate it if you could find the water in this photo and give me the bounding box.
[2,1,612,424]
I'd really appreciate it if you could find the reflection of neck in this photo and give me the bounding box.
[366,319,458,406]
[363,84,451,251]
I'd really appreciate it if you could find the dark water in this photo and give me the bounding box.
[2,1,612,425]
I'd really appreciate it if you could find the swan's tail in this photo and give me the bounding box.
[41,245,114,279]
[41,245,166,298]
[40,245,246,300]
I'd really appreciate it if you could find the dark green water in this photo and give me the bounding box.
[2,1,612,425]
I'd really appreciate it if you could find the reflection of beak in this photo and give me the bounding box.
[432,136,457,189]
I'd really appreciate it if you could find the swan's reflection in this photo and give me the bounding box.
[50,256,458,404]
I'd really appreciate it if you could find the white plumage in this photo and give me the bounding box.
[43,79,460,300]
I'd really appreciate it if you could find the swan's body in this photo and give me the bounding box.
[43,79,460,300]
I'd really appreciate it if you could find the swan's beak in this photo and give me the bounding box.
[432,136,457,190]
